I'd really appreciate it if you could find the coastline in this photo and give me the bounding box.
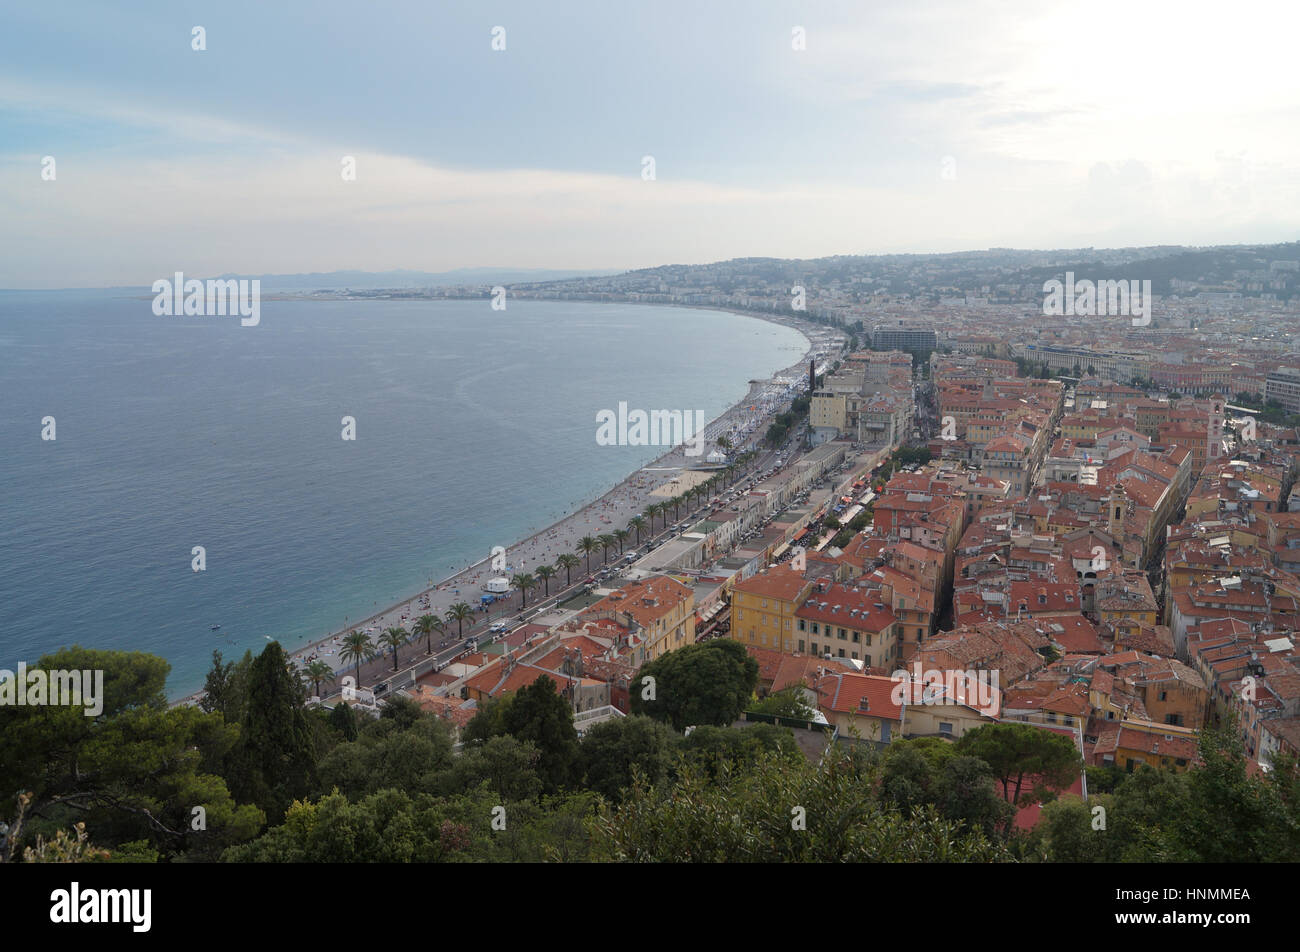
[173,302,828,705]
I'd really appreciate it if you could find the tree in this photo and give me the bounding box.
[598,534,617,563]
[578,715,677,802]
[556,553,580,587]
[534,565,555,597]
[955,722,1079,805]
[445,602,474,637]
[935,755,1015,837]
[199,649,253,724]
[0,647,263,862]
[413,614,441,655]
[434,735,544,802]
[303,660,336,699]
[500,676,580,795]
[511,573,536,610]
[328,701,359,742]
[339,630,373,683]
[628,516,648,544]
[380,627,409,671]
[317,707,454,800]
[226,641,319,824]
[630,639,760,732]
[578,536,600,573]
[747,685,816,720]
[592,747,1010,862]
[614,528,631,554]
[676,723,802,778]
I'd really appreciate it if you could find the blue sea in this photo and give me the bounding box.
[0,292,806,697]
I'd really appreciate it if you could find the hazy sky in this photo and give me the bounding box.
[2,0,1297,287]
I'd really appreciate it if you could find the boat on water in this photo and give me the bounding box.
[209,624,221,631]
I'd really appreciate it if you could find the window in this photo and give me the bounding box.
[798,619,806,631]
[812,623,820,635]
[811,643,819,654]
[785,619,791,629]
[939,722,953,735]
[838,629,847,640]
[852,631,860,643]
[851,651,858,660]
[838,648,845,658]
[798,639,805,652]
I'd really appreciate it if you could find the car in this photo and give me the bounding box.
[489,622,508,633]
[374,682,389,694]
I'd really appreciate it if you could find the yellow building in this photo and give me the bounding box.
[729,564,814,654]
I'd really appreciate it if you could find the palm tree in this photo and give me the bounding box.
[512,573,536,609]
[446,602,474,637]
[717,434,732,452]
[535,564,555,596]
[413,614,438,654]
[628,515,647,544]
[340,630,373,683]
[304,659,336,699]
[556,553,580,586]
[380,626,409,671]
[598,533,617,563]
[578,536,599,573]
[614,528,630,553]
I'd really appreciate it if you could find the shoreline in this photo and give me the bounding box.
[173,301,832,705]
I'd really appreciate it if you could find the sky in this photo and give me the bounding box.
[1,0,1298,287]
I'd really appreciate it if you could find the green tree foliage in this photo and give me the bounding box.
[434,735,544,802]
[955,723,1079,804]
[317,703,453,800]
[747,685,816,721]
[225,642,319,823]
[0,648,263,862]
[577,715,677,802]
[592,747,1011,862]
[499,677,579,795]
[327,701,359,741]
[199,649,253,724]
[223,787,600,863]
[677,723,803,778]
[630,639,759,732]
